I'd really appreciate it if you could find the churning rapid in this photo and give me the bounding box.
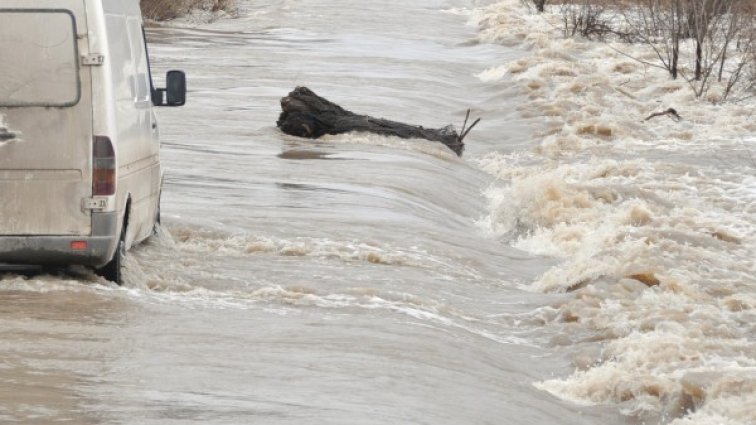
[1,0,753,424]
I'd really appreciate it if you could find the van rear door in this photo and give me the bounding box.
[0,1,94,236]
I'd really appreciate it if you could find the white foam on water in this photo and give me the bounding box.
[1,237,503,347]
[104,223,531,347]
[320,133,462,161]
[474,1,756,423]
[440,7,474,17]
[0,270,117,294]
[165,223,483,279]
[123,263,532,345]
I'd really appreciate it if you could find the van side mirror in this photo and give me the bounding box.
[166,70,186,106]
[153,70,186,107]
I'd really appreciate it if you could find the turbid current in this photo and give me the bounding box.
[1,0,676,423]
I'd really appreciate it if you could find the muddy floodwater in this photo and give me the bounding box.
[3,0,754,424]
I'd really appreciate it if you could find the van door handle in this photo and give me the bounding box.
[152,122,157,130]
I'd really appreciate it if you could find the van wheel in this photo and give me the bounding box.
[97,230,126,285]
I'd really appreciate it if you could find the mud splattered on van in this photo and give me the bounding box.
[0,113,21,144]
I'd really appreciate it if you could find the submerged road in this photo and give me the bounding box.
[0,1,627,424]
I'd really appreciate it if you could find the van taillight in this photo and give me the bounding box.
[93,136,115,196]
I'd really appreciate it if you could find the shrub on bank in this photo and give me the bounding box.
[538,0,755,102]
[140,0,235,21]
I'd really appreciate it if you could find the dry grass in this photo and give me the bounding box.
[140,0,235,21]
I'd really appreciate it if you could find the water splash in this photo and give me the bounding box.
[475,1,756,423]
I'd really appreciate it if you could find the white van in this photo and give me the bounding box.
[0,0,186,283]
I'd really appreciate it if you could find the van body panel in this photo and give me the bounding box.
[0,1,94,236]
[0,0,165,268]
[0,212,117,267]
[0,10,81,107]
[93,0,161,248]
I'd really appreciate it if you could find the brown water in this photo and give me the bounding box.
[474,3,755,424]
[0,0,622,423]
[6,0,752,424]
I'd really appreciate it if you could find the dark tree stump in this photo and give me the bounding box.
[276,87,478,157]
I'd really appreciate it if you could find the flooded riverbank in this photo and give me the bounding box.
[2,0,752,424]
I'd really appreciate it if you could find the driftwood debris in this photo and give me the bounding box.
[276,87,479,156]
[644,108,682,122]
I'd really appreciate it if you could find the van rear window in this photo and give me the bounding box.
[0,10,80,107]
